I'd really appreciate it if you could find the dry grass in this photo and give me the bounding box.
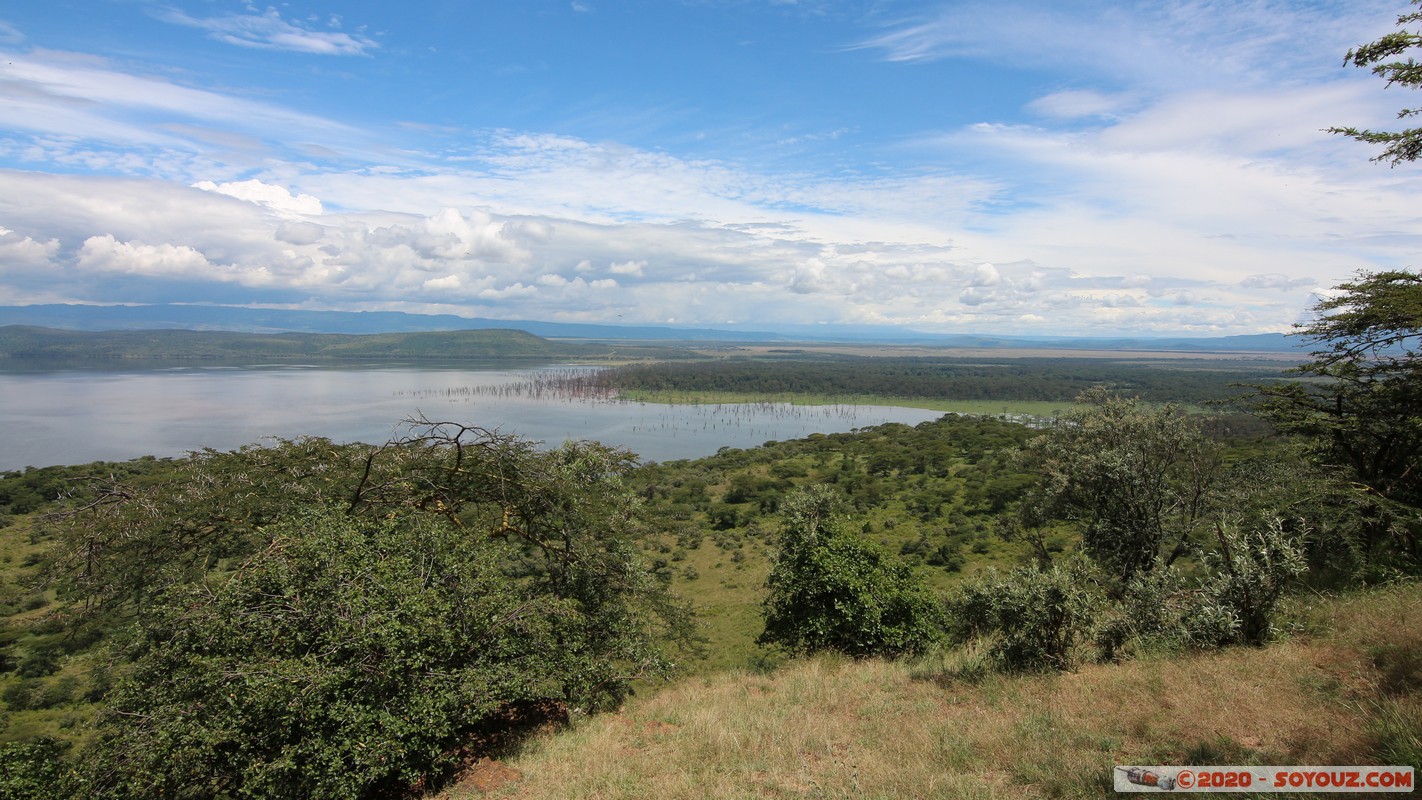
[436,584,1421,800]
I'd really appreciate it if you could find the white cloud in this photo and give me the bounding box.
[1240,273,1315,290]
[0,21,25,45]
[0,226,60,267]
[275,220,326,245]
[1027,89,1135,120]
[972,263,1000,286]
[0,48,364,169]
[157,8,378,56]
[77,234,213,278]
[852,0,1396,90]
[194,179,324,217]
[422,275,462,291]
[608,260,646,277]
[1,0,1417,337]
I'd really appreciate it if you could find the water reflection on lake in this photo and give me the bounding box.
[0,362,943,470]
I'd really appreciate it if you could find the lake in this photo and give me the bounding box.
[0,362,943,470]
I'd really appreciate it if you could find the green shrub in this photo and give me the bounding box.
[2,678,36,710]
[1193,518,1308,646]
[759,486,943,659]
[0,739,82,800]
[90,502,676,799]
[947,560,1100,672]
[78,430,693,800]
[1093,567,1193,660]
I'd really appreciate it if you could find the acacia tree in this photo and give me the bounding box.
[1330,0,1422,165]
[759,485,942,659]
[1250,272,1422,568]
[1014,388,1222,586]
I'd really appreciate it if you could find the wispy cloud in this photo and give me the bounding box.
[0,20,24,45]
[851,0,1398,89]
[0,1,1417,335]
[0,48,377,176]
[156,7,377,56]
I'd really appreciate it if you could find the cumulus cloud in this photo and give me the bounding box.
[77,234,214,278]
[275,220,325,245]
[958,286,995,306]
[0,226,60,267]
[971,263,1000,286]
[0,0,1412,339]
[608,260,646,277]
[789,259,829,294]
[422,275,462,291]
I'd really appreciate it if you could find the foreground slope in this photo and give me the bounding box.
[439,584,1421,800]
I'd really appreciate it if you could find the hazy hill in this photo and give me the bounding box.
[0,304,1302,352]
[0,304,788,342]
[0,326,665,362]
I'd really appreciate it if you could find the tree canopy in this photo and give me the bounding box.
[1330,0,1422,165]
[1014,388,1221,585]
[1247,272,1422,575]
[36,423,696,798]
[758,485,942,659]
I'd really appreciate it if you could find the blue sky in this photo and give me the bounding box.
[0,0,1418,336]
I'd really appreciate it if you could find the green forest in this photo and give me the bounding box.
[1,270,1420,798]
[586,354,1292,406]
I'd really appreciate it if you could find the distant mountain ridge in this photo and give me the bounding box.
[0,304,1303,352]
[0,304,788,342]
[0,326,659,362]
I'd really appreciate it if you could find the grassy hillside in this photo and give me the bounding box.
[437,584,1422,799]
[0,325,681,362]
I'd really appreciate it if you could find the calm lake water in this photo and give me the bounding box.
[0,362,942,470]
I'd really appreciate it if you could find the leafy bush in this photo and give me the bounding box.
[1191,518,1308,646]
[1092,567,1192,660]
[1015,389,1221,585]
[947,560,1100,672]
[759,486,943,659]
[1091,519,1308,658]
[45,427,693,799]
[0,739,82,800]
[91,497,683,799]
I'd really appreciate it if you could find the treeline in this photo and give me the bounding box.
[594,356,1291,405]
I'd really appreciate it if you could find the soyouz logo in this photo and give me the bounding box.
[1114,765,1415,793]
